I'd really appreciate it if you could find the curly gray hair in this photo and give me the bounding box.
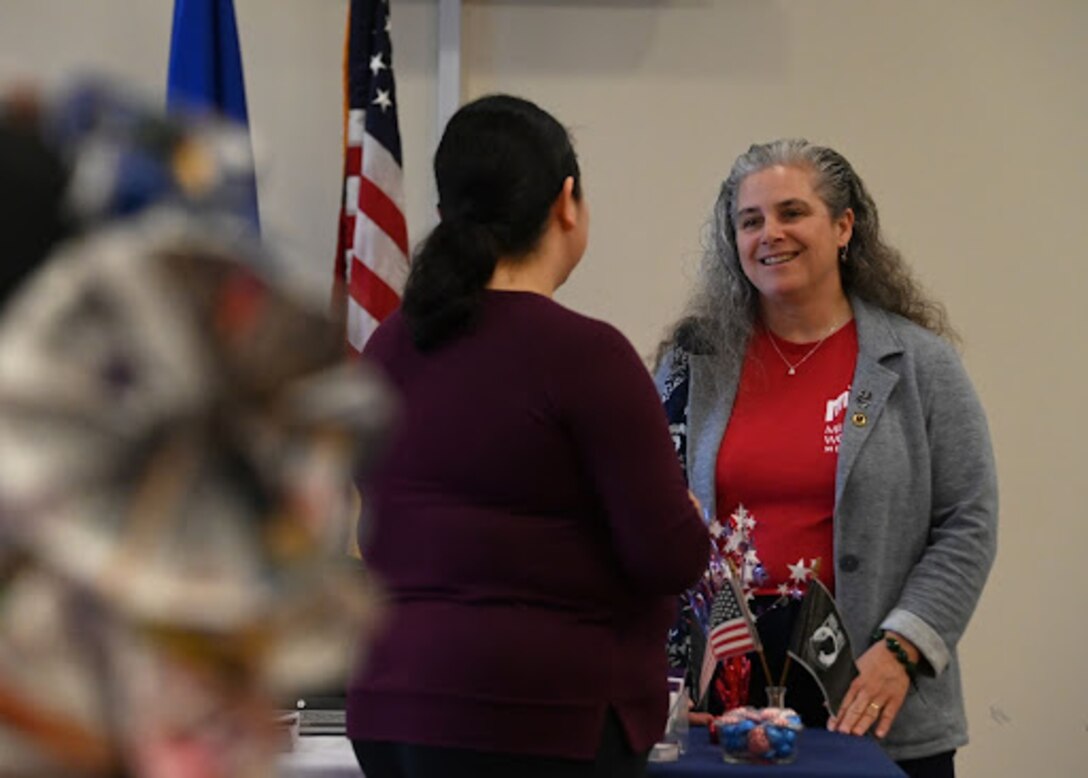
[658,138,953,367]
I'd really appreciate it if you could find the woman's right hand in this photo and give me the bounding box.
[828,634,915,738]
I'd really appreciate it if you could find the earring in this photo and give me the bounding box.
[839,245,848,263]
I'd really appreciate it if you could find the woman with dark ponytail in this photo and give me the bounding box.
[401,93,584,351]
[347,94,709,778]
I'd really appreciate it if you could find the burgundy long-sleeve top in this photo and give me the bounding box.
[347,291,709,759]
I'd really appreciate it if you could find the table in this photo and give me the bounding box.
[280,729,907,778]
[277,736,361,778]
[647,729,907,777]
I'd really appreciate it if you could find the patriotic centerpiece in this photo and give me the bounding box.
[0,82,393,777]
[670,501,834,714]
[670,507,765,713]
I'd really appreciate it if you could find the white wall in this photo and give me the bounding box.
[2,2,1086,775]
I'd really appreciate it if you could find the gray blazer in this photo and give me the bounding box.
[654,296,998,760]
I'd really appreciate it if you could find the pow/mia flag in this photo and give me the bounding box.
[786,578,858,717]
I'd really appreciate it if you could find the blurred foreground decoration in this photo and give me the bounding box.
[0,83,392,776]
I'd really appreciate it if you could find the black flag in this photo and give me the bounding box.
[786,578,858,717]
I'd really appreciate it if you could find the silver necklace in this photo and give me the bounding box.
[765,321,847,376]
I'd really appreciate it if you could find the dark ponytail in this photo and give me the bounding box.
[401,217,497,349]
[401,94,580,350]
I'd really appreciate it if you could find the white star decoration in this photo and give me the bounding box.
[369,53,387,76]
[732,505,756,533]
[373,89,393,112]
[787,558,812,584]
[709,520,723,539]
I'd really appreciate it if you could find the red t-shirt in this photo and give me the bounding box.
[715,321,858,596]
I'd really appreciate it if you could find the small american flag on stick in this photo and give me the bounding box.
[708,575,760,662]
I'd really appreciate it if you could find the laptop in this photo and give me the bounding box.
[289,693,346,736]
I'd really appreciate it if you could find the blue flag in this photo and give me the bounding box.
[166,0,259,228]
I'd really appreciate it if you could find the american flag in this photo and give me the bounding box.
[708,577,760,661]
[334,0,409,354]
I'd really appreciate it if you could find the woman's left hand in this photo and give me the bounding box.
[827,632,916,738]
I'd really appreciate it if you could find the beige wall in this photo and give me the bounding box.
[2,1,1085,775]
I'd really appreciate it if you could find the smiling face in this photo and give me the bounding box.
[734,164,854,310]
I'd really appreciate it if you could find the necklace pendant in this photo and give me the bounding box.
[788,367,796,376]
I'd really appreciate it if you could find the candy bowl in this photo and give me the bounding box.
[713,705,803,764]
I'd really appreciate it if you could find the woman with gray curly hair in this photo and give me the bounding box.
[656,139,997,778]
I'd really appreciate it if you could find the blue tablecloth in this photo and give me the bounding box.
[647,728,907,777]
[279,730,906,778]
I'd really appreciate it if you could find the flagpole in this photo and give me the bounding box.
[436,0,461,134]
[777,652,793,688]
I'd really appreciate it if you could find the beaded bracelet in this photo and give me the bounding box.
[870,629,918,688]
